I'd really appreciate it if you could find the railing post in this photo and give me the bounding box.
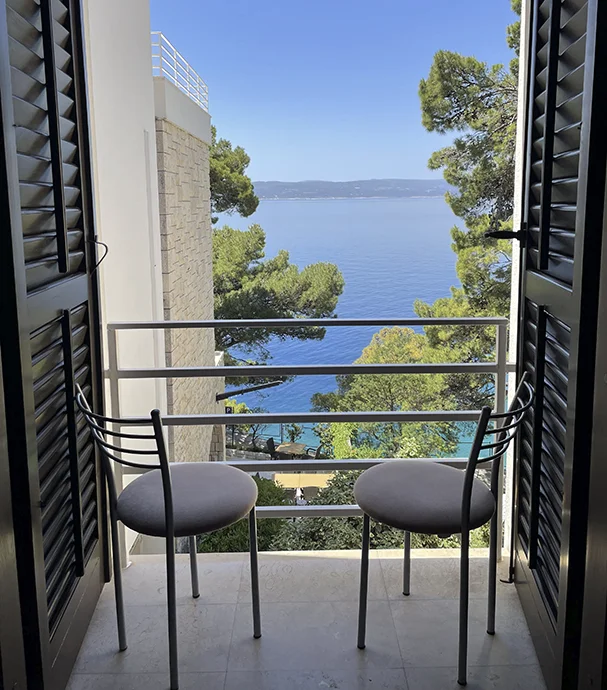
[495,323,508,562]
[166,36,178,87]
[107,326,128,569]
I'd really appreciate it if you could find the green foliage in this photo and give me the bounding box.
[270,471,489,551]
[284,423,304,443]
[224,398,250,414]
[224,398,268,449]
[198,477,289,553]
[420,52,517,225]
[210,126,259,223]
[311,328,459,459]
[412,1,521,410]
[213,224,344,362]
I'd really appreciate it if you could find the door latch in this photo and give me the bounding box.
[484,224,527,243]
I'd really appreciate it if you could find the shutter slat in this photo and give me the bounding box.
[6,5,42,49]
[558,32,586,78]
[11,65,47,107]
[21,206,81,234]
[24,230,83,263]
[52,18,69,49]
[8,34,45,81]
[13,96,48,132]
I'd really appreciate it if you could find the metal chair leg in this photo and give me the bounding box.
[458,530,470,686]
[248,508,262,638]
[357,513,371,649]
[189,535,200,599]
[487,510,498,635]
[166,536,179,690]
[109,506,127,651]
[403,531,411,596]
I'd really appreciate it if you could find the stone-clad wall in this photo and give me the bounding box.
[156,117,222,461]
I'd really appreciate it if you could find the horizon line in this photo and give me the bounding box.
[253,177,447,184]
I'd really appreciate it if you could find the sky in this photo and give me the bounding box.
[149,0,517,182]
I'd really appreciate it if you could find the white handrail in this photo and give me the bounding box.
[107,318,513,558]
[151,31,209,112]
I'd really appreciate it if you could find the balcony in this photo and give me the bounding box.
[105,317,515,528]
[151,32,209,112]
[68,549,545,690]
[67,317,544,689]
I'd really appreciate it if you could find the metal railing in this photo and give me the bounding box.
[151,31,209,112]
[107,317,515,544]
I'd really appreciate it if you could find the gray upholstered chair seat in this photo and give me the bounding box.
[117,462,258,538]
[354,460,495,535]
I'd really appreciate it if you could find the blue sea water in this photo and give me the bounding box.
[218,197,461,446]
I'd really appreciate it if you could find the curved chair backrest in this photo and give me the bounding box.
[461,372,534,531]
[74,385,174,535]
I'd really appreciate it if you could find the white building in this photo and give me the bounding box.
[83,1,224,551]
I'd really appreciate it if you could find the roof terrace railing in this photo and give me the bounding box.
[151,31,209,112]
[106,318,514,547]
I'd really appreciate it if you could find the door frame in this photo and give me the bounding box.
[0,0,107,686]
[512,1,607,689]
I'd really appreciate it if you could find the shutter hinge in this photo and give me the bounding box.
[485,222,527,243]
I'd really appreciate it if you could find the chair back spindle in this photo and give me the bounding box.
[461,372,534,532]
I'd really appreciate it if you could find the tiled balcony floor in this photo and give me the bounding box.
[68,549,546,690]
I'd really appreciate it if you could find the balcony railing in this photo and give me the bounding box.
[106,317,515,545]
[151,31,209,112]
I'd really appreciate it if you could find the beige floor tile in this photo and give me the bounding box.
[228,601,402,671]
[224,669,409,690]
[390,598,537,668]
[404,665,547,689]
[98,553,245,608]
[74,603,236,674]
[68,672,225,690]
[239,550,386,602]
[380,554,517,601]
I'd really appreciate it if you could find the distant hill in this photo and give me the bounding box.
[253,179,450,200]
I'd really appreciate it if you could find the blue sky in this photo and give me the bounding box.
[149,0,516,181]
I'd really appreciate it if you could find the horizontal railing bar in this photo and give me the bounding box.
[107,317,509,330]
[224,457,469,472]
[120,456,470,475]
[127,410,482,426]
[257,505,362,518]
[113,362,500,379]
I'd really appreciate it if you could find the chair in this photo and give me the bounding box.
[354,373,533,686]
[75,385,261,690]
[266,437,292,460]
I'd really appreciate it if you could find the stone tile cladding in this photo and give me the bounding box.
[156,118,224,461]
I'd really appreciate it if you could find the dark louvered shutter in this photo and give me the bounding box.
[8,0,85,290]
[1,0,104,687]
[32,306,98,635]
[515,1,607,688]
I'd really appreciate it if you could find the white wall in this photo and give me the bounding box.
[503,0,531,554]
[154,77,212,145]
[83,0,167,556]
[82,0,166,419]
[508,2,530,366]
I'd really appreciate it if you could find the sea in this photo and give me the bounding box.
[218,197,462,449]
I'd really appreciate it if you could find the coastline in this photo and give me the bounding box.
[257,195,445,201]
